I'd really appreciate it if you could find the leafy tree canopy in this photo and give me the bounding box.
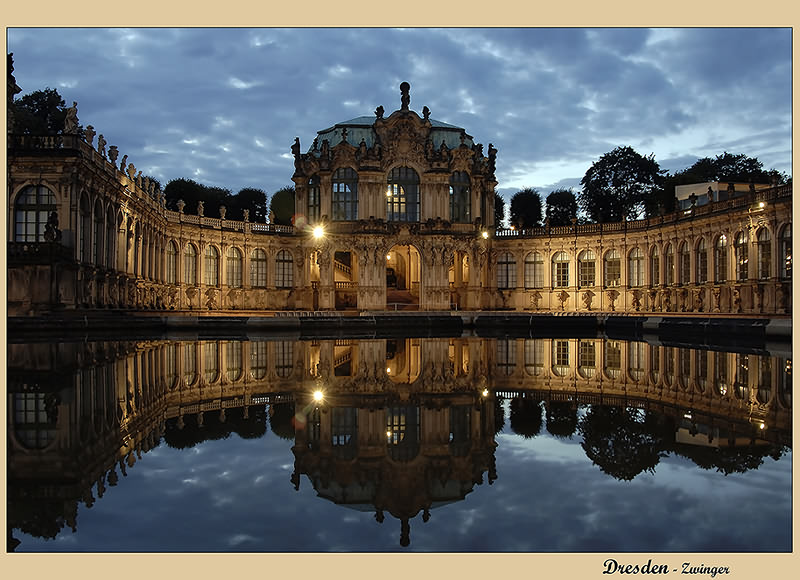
[509,397,543,439]
[494,192,506,228]
[163,180,268,222]
[579,146,665,223]
[509,188,543,229]
[270,186,296,226]
[545,188,578,227]
[12,87,82,136]
[666,151,787,189]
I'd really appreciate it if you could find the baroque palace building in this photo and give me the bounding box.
[7,67,793,317]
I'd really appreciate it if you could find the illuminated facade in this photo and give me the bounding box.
[7,72,792,316]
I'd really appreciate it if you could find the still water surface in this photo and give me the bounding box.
[7,335,792,552]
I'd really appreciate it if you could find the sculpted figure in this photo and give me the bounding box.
[120,154,128,172]
[606,289,619,311]
[43,211,62,242]
[197,200,204,217]
[85,125,96,146]
[422,106,430,120]
[400,81,410,110]
[582,289,595,310]
[375,105,384,119]
[732,287,742,313]
[291,137,301,169]
[63,101,79,134]
[630,289,641,311]
[97,134,107,157]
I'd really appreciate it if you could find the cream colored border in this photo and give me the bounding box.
[2,4,797,578]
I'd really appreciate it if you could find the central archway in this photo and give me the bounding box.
[386,244,420,310]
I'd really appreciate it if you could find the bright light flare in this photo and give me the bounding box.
[481,231,489,239]
[313,390,324,402]
[312,226,324,239]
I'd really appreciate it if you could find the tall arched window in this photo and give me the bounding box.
[204,245,219,286]
[780,224,791,279]
[497,252,516,289]
[386,166,420,222]
[332,167,358,221]
[604,249,621,287]
[275,341,294,377]
[696,238,708,283]
[307,175,320,222]
[275,249,293,288]
[628,247,644,287]
[664,244,675,285]
[628,341,645,382]
[14,185,57,242]
[250,341,267,379]
[79,194,91,262]
[552,339,570,376]
[552,251,570,288]
[734,231,749,281]
[225,341,243,382]
[166,241,178,284]
[714,235,728,282]
[184,243,197,285]
[649,247,660,286]
[604,340,621,379]
[203,342,219,384]
[93,200,104,265]
[524,339,544,376]
[183,343,197,386]
[449,171,470,223]
[757,228,771,280]
[250,248,267,287]
[679,242,690,284]
[578,250,596,288]
[226,247,242,287]
[524,252,543,289]
[578,340,596,378]
[105,207,116,270]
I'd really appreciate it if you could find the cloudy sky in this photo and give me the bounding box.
[7,27,792,211]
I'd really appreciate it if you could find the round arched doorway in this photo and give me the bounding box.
[386,244,420,310]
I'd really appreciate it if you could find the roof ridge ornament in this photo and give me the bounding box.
[400,81,410,111]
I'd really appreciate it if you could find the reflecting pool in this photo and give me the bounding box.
[7,335,792,552]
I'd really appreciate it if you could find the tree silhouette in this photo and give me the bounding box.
[12,87,81,136]
[509,188,543,229]
[494,191,505,228]
[270,186,295,226]
[509,396,543,438]
[545,188,578,227]
[545,400,579,438]
[579,146,664,222]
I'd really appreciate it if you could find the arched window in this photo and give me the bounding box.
[250,248,267,287]
[14,185,57,242]
[226,247,242,287]
[449,171,470,223]
[604,340,621,379]
[497,252,516,289]
[714,235,728,282]
[714,351,728,397]
[250,341,267,379]
[80,194,91,262]
[225,341,242,382]
[183,343,197,386]
[552,251,570,288]
[105,207,116,269]
[184,243,197,285]
[734,353,749,399]
[578,250,596,288]
[386,166,420,222]
[524,252,543,289]
[307,174,320,222]
[780,224,791,279]
[13,392,58,449]
[649,247,660,286]
[628,341,645,382]
[275,249,293,288]
[679,242,690,284]
[203,341,219,384]
[552,339,570,376]
[757,228,771,280]
[93,201,105,265]
[604,249,621,287]
[332,168,358,221]
[649,345,660,384]
[524,339,544,376]
[664,243,675,285]
[166,241,178,284]
[696,238,708,284]
[275,341,294,378]
[735,231,749,281]
[496,340,516,375]
[204,245,219,286]
[628,247,644,287]
[578,340,596,378]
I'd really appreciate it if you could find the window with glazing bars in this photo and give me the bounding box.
[332,168,358,221]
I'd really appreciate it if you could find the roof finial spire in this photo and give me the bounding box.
[400,81,410,111]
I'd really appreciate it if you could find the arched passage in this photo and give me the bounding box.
[386,244,420,310]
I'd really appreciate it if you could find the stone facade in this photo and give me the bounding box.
[7,82,792,317]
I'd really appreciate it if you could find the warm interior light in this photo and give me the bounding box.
[312,226,324,239]
[386,254,391,260]
[759,202,766,208]
[482,389,489,397]
[386,367,391,373]
[313,390,324,402]
[481,231,489,239]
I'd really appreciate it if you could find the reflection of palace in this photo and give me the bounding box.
[8,337,791,548]
[8,58,792,316]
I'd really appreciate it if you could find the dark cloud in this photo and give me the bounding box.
[8,27,791,207]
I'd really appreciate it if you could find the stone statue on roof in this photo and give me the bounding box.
[400,81,410,110]
[375,105,384,119]
[422,106,430,121]
[63,101,79,134]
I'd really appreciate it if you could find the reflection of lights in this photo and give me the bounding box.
[481,231,489,239]
[312,226,324,239]
[482,389,489,397]
[759,202,765,208]
[759,422,766,430]
[313,390,324,402]
[386,188,393,197]
[684,412,693,420]
[386,254,391,260]
[785,360,792,374]
[386,367,391,373]
[386,430,392,439]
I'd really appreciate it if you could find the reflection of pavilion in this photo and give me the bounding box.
[6,335,792,550]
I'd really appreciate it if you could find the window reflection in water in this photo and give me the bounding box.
[6,336,791,551]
